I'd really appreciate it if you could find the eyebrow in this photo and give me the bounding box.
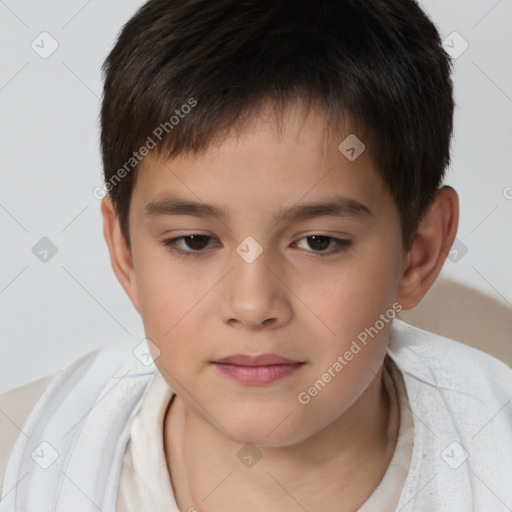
[143,195,373,223]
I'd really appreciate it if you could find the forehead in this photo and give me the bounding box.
[131,101,391,224]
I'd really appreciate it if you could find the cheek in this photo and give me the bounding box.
[346,241,402,308]
[298,246,400,400]
[136,278,207,380]
[135,247,206,331]
[308,250,399,332]
[296,302,393,425]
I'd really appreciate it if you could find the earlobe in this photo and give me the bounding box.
[396,186,459,310]
[100,195,140,313]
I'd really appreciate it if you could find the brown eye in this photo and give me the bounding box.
[293,235,352,256]
[306,235,331,251]
[182,235,210,250]
[162,234,217,257]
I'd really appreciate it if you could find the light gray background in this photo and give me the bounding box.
[1,0,511,392]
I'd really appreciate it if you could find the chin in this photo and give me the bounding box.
[223,416,314,449]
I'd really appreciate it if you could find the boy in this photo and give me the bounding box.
[1,0,512,511]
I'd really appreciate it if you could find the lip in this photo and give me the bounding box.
[213,354,302,366]
[211,354,305,385]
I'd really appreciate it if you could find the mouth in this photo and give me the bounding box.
[211,354,305,385]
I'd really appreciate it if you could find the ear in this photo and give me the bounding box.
[396,186,459,310]
[100,195,140,313]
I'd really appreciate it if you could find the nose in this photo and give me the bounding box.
[218,246,293,330]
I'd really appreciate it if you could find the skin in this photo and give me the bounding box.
[101,100,458,511]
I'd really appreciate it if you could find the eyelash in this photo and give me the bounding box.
[161,234,353,258]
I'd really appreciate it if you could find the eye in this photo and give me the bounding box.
[293,235,352,256]
[162,234,218,257]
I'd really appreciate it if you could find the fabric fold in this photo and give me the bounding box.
[0,341,157,512]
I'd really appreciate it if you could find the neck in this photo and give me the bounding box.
[164,365,397,512]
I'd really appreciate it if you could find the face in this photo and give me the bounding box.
[122,102,407,447]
